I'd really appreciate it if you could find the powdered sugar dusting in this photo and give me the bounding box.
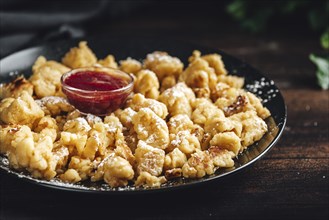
[245,77,279,104]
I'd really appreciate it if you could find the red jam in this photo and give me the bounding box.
[64,71,127,91]
[61,67,133,116]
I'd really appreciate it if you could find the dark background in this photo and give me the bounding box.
[0,0,328,220]
[0,0,324,58]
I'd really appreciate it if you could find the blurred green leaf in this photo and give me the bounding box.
[308,1,329,31]
[226,0,274,33]
[241,8,273,33]
[310,54,329,90]
[281,0,308,14]
[321,29,329,49]
[227,0,246,20]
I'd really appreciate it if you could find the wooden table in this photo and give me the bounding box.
[0,2,328,220]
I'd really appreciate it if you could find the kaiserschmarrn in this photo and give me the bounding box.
[0,41,271,188]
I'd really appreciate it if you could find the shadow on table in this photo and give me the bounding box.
[0,169,251,220]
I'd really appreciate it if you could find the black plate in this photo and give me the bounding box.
[0,37,287,193]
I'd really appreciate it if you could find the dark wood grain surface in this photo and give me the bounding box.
[0,2,328,220]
